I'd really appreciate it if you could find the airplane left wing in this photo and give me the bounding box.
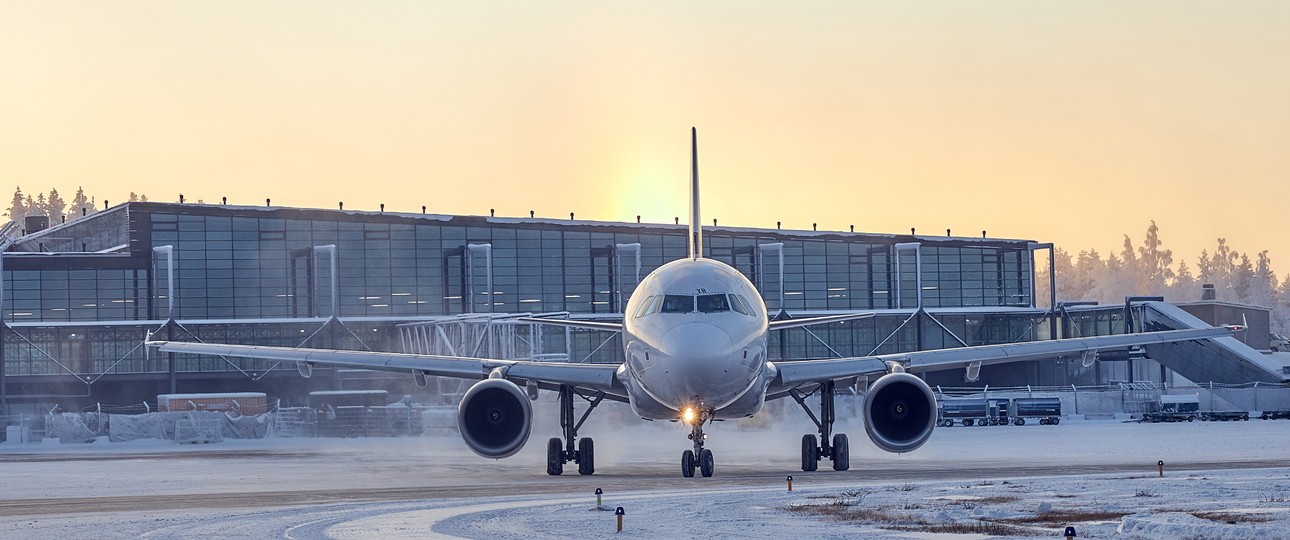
[769,327,1230,390]
[147,340,626,397]
[768,312,875,331]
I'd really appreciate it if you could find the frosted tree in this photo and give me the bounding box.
[6,186,26,223]
[1169,260,1198,301]
[33,193,46,217]
[69,187,91,220]
[46,188,66,224]
[1137,221,1174,296]
[1246,251,1278,308]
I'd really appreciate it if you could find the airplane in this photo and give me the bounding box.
[147,128,1228,478]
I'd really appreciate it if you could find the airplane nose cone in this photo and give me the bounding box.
[658,322,734,363]
[657,323,738,401]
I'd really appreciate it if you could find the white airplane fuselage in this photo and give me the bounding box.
[620,257,773,422]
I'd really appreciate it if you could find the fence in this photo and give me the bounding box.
[934,383,1290,418]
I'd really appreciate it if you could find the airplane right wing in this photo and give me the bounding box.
[769,326,1230,390]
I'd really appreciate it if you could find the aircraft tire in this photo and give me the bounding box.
[699,449,714,477]
[681,450,695,478]
[801,434,819,472]
[546,438,564,476]
[577,438,595,475]
[831,434,849,471]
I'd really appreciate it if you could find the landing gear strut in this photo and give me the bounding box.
[790,380,850,472]
[546,385,604,476]
[681,409,715,478]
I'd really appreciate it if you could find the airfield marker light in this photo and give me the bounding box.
[339,202,344,210]
[1064,526,1076,539]
[490,208,495,217]
[179,194,184,204]
[615,506,625,532]
[595,487,603,509]
[380,203,385,213]
[266,198,271,207]
[222,196,227,205]
[1158,460,1164,477]
[786,475,793,492]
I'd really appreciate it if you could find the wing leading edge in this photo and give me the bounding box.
[769,327,1230,390]
[147,341,626,397]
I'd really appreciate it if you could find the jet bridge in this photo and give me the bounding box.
[1136,301,1289,384]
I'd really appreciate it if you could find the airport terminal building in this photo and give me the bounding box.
[0,202,1275,413]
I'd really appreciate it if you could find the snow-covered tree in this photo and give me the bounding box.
[46,188,66,223]
[6,186,26,223]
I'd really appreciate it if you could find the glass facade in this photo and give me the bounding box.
[1,203,1060,407]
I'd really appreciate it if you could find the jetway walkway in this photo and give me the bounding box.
[1137,301,1290,384]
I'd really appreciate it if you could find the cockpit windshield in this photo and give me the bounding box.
[697,294,729,313]
[660,294,695,313]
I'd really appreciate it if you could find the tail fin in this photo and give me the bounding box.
[688,127,702,260]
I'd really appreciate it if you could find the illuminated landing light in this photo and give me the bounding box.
[682,407,697,424]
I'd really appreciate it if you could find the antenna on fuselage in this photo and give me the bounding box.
[688,127,702,260]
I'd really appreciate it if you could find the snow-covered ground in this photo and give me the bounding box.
[1,410,1289,539]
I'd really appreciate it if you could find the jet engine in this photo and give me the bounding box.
[862,372,937,453]
[457,378,533,459]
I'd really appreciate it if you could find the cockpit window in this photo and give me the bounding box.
[648,295,664,315]
[728,294,752,315]
[633,296,656,318]
[697,294,730,313]
[661,294,695,313]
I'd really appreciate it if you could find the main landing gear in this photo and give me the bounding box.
[546,385,604,476]
[790,380,850,472]
[681,409,715,478]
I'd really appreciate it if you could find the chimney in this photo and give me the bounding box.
[1201,284,1216,301]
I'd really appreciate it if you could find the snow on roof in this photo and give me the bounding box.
[308,390,389,396]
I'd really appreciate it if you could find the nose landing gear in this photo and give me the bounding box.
[681,408,715,477]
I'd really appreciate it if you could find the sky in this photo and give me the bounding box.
[2,2,1288,274]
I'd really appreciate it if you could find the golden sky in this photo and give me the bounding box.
[2,2,1288,274]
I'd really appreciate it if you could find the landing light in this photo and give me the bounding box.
[682,407,696,424]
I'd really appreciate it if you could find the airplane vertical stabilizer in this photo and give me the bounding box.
[689,127,702,260]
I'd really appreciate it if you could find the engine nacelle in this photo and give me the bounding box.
[457,378,533,459]
[862,372,937,453]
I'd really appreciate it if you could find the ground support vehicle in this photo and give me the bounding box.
[1011,397,1061,425]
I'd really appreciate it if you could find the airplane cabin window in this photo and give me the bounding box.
[697,294,730,313]
[661,294,695,313]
